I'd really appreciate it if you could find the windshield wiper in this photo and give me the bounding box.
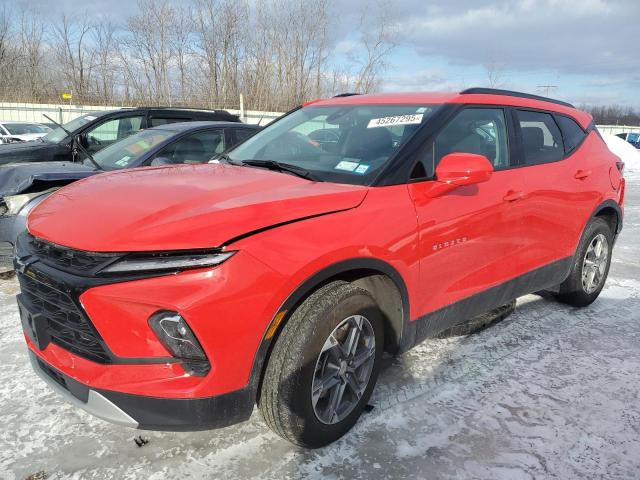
[241,159,321,181]
[215,153,242,165]
[43,114,102,171]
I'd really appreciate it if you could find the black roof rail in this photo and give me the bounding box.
[459,88,575,109]
[137,106,235,114]
[333,93,361,98]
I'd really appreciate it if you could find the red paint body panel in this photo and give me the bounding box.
[28,163,367,252]
[20,91,621,414]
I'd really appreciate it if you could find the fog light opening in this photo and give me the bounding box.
[149,312,211,376]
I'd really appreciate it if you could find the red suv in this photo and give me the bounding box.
[17,88,625,447]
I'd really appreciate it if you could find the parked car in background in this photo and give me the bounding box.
[602,132,640,172]
[0,121,52,144]
[0,107,240,165]
[616,132,640,149]
[0,121,258,270]
[16,89,624,447]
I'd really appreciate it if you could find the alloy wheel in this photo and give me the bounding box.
[582,233,609,294]
[311,315,376,425]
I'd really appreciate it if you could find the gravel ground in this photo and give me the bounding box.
[1,169,639,480]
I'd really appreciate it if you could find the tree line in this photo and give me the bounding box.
[0,0,395,111]
[581,104,640,126]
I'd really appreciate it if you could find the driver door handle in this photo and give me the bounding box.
[503,190,524,202]
[574,169,592,180]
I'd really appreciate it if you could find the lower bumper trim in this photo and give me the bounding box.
[29,351,138,428]
[28,350,255,431]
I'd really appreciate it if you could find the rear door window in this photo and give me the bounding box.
[516,110,564,165]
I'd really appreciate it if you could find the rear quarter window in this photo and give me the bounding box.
[555,115,587,154]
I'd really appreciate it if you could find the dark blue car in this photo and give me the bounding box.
[616,132,640,149]
[0,121,259,270]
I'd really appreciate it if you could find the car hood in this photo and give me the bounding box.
[28,163,368,252]
[0,140,57,164]
[0,161,95,197]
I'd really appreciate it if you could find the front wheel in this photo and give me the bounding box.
[556,217,613,307]
[259,281,384,448]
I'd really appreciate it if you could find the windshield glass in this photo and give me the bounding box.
[227,104,437,185]
[4,123,51,135]
[42,114,99,143]
[91,128,174,170]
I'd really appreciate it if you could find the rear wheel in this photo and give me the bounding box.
[259,281,384,448]
[556,217,613,307]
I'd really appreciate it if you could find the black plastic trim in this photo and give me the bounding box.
[33,353,254,431]
[407,256,574,347]
[591,199,623,234]
[99,387,254,431]
[460,88,575,108]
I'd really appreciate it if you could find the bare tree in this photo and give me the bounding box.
[92,20,119,104]
[125,0,176,104]
[17,11,48,101]
[484,61,505,89]
[351,3,396,94]
[53,14,95,100]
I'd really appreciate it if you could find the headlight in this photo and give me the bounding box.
[2,192,45,216]
[100,250,236,274]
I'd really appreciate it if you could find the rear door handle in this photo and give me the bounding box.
[503,190,524,202]
[574,169,592,180]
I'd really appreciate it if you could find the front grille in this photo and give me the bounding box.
[27,235,120,276]
[18,272,111,363]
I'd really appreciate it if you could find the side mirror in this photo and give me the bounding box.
[435,152,493,187]
[74,134,88,148]
[150,156,172,166]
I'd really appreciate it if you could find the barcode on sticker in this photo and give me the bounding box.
[367,114,423,128]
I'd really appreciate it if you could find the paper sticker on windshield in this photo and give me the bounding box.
[334,160,359,172]
[115,156,131,167]
[367,113,423,129]
[354,164,370,174]
[84,115,97,121]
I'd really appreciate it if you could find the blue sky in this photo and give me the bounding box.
[35,0,640,107]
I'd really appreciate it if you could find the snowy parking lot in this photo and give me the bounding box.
[1,166,639,479]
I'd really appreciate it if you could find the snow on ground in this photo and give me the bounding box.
[601,132,640,173]
[1,172,640,479]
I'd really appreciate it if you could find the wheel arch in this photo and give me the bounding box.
[249,258,410,399]
[591,199,622,235]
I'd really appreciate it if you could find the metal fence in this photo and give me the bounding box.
[596,125,640,135]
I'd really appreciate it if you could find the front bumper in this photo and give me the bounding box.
[29,350,254,431]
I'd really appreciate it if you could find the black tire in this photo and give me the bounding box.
[259,281,384,448]
[556,217,613,307]
[434,300,516,338]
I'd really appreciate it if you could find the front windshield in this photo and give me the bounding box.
[4,123,50,135]
[42,114,99,144]
[92,128,174,170]
[228,104,437,185]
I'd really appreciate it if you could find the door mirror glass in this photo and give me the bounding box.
[435,152,493,186]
